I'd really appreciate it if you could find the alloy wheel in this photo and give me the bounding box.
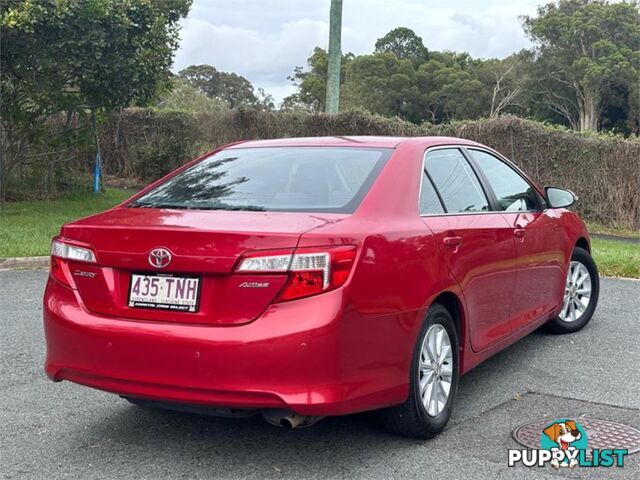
[418,324,453,417]
[559,260,592,323]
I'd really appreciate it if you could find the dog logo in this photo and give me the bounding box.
[148,248,172,269]
[540,419,587,468]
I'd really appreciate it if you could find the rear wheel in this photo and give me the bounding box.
[381,303,459,439]
[546,246,599,334]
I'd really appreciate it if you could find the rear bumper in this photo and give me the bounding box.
[43,277,408,416]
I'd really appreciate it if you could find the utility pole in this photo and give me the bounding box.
[91,109,102,194]
[325,0,343,115]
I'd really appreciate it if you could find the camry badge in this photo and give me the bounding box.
[149,248,172,269]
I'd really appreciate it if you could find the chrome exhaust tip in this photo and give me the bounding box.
[261,409,324,429]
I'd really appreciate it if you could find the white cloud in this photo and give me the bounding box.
[172,0,543,103]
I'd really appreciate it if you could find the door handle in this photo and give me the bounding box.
[443,236,463,247]
[514,228,526,238]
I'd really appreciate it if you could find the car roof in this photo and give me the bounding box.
[227,136,483,149]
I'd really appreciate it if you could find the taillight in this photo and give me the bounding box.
[50,238,96,288]
[51,239,96,263]
[235,246,357,302]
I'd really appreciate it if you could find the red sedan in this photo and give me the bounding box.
[43,136,599,438]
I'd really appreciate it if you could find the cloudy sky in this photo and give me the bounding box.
[173,0,544,103]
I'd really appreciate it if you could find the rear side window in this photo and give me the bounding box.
[425,149,489,213]
[130,147,392,213]
[468,149,541,212]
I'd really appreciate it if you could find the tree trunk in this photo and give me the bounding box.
[576,85,600,131]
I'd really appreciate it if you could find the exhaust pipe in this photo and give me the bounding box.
[261,409,324,429]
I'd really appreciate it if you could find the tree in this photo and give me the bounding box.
[156,78,228,113]
[178,65,260,108]
[283,48,353,112]
[416,60,486,123]
[1,0,190,113]
[0,0,191,198]
[522,0,640,131]
[374,27,428,62]
[255,88,276,111]
[473,56,526,118]
[346,53,420,121]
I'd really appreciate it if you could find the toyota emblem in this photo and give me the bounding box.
[149,248,172,269]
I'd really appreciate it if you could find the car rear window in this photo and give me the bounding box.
[130,147,392,213]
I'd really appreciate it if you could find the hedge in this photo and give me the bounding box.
[6,108,639,229]
[95,109,639,229]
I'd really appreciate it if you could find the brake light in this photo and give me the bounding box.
[235,246,357,302]
[50,238,96,288]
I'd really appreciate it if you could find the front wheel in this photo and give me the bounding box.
[381,303,459,439]
[546,246,599,334]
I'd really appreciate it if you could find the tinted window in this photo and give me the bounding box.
[469,149,540,212]
[420,172,445,215]
[130,147,391,213]
[425,149,489,213]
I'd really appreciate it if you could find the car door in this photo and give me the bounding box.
[466,148,566,332]
[420,147,518,352]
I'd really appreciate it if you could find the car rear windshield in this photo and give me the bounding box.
[129,146,392,213]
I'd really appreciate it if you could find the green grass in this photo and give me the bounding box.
[586,221,640,239]
[0,189,132,258]
[591,238,640,279]
[1,192,638,279]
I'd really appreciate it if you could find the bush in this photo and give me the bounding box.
[5,108,639,229]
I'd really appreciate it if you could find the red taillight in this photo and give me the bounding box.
[278,271,325,301]
[50,256,73,288]
[235,245,357,302]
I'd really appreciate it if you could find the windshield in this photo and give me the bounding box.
[129,146,392,213]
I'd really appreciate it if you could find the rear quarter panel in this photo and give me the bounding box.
[297,142,469,401]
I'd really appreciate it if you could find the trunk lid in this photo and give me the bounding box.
[61,207,346,325]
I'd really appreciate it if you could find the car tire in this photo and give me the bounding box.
[381,303,459,439]
[546,246,599,334]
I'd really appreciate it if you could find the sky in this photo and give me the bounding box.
[172,0,544,104]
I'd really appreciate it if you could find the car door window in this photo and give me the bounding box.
[425,149,489,213]
[420,171,445,215]
[469,149,541,212]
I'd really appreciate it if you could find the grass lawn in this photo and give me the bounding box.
[1,192,638,278]
[591,238,640,279]
[586,221,640,239]
[0,189,132,258]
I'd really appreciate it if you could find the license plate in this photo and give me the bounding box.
[128,274,200,312]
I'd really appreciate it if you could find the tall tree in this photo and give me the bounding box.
[346,53,420,121]
[416,59,486,123]
[473,56,525,118]
[178,65,260,108]
[374,27,428,62]
[522,0,640,131]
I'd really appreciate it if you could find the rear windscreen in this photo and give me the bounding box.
[130,147,392,213]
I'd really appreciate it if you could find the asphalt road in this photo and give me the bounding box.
[1,270,639,479]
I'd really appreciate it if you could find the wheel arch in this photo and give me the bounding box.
[431,291,466,371]
[575,236,590,253]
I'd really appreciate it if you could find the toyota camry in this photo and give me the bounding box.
[43,136,599,438]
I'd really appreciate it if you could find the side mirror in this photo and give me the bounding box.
[545,186,578,209]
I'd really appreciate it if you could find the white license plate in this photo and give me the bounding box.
[128,274,200,312]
